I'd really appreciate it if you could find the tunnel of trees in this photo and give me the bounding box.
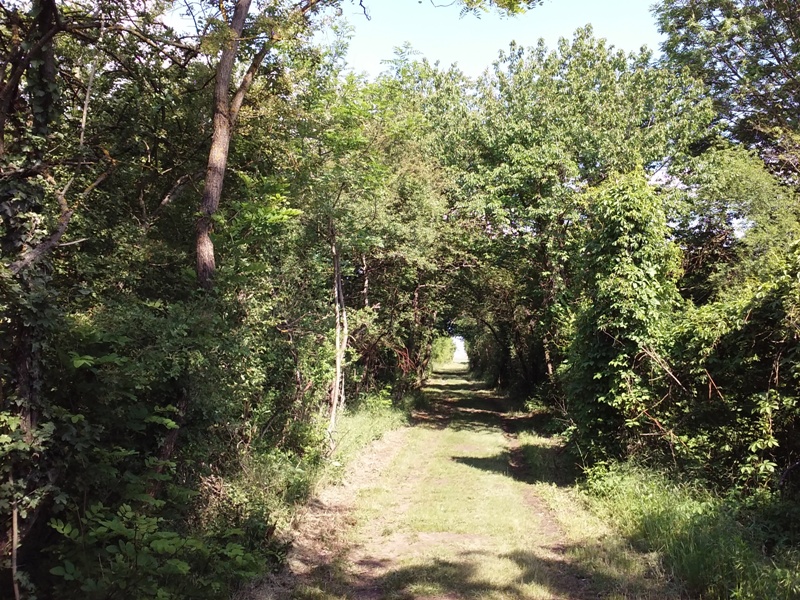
[1,0,799,597]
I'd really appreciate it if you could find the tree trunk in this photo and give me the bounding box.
[195,0,252,289]
[1,3,59,577]
[362,254,369,307]
[512,326,534,385]
[339,277,348,407]
[543,335,555,379]
[329,242,341,431]
[328,236,348,435]
[194,1,328,288]
[0,2,59,158]
[30,0,57,139]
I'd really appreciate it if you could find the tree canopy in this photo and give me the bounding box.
[2,0,800,598]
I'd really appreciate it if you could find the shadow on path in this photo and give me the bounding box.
[269,365,679,600]
[299,540,674,600]
[341,544,666,600]
[421,369,545,417]
[418,367,576,486]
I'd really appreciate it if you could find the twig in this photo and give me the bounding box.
[79,18,104,149]
[778,460,800,488]
[11,474,20,600]
[705,368,724,400]
[640,345,687,392]
[57,238,87,247]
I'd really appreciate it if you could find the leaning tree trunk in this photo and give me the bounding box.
[195,0,252,289]
[328,235,348,436]
[327,214,349,436]
[194,0,324,289]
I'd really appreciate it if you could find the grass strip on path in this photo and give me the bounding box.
[248,364,681,600]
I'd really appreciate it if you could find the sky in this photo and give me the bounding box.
[453,337,468,363]
[330,0,665,79]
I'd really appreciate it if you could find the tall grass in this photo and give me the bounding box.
[584,463,800,599]
[328,391,409,476]
[202,391,408,558]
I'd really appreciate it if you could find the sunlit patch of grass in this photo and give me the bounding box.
[583,463,800,599]
[514,431,683,599]
[292,584,348,600]
[533,481,682,599]
[432,361,471,375]
[346,416,587,598]
[324,404,409,482]
[283,371,689,600]
[344,373,685,599]
[379,551,563,600]
[389,427,527,538]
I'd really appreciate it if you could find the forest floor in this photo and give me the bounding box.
[244,364,683,600]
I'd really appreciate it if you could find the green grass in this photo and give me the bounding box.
[234,399,410,600]
[329,403,409,476]
[348,422,571,599]
[267,369,786,600]
[515,431,681,599]
[247,371,800,600]
[294,370,683,600]
[583,462,800,599]
[221,399,409,533]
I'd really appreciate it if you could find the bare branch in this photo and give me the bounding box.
[8,209,75,275]
[146,170,203,229]
[639,345,687,392]
[230,44,271,126]
[779,459,800,488]
[7,166,114,275]
[57,238,87,247]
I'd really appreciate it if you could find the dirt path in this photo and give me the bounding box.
[245,365,679,600]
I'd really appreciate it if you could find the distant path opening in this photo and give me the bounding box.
[452,336,468,363]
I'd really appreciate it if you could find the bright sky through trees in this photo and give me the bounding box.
[337,0,665,78]
[453,336,469,362]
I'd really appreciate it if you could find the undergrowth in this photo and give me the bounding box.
[325,391,410,482]
[244,388,409,530]
[225,391,408,598]
[583,463,800,599]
